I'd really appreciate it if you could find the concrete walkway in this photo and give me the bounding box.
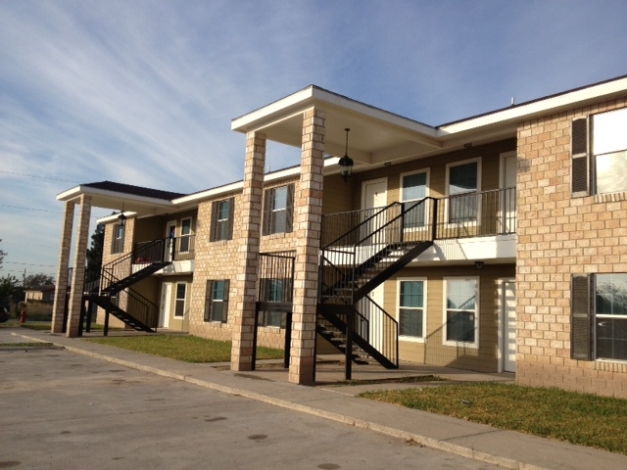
[6,327,627,470]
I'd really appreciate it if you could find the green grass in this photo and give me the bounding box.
[360,382,627,454]
[85,335,284,363]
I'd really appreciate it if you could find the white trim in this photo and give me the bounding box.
[174,282,187,318]
[497,278,516,373]
[179,217,193,254]
[56,185,175,206]
[399,167,430,231]
[445,157,482,226]
[442,276,480,349]
[396,277,427,343]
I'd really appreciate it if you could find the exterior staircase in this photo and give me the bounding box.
[318,199,435,370]
[86,238,172,332]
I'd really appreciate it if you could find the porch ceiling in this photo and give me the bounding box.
[231,86,452,167]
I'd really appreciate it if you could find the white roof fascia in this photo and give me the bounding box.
[172,181,244,205]
[439,76,627,136]
[56,185,175,208]
[97,211,137,224]
[232,86,438,139]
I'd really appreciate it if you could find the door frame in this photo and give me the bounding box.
[499,151,517,233]
[159,282,173,329]
[497,278,516,373]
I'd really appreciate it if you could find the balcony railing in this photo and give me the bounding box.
[133,235,196,264]
[321,187,516,245]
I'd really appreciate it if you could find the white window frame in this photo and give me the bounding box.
[399,169,430,231]
[396,277,427,342]
[445,158,482,226]
[593,273,627,362]
[174,282,186,318]
[179,217,193,254]
[592,107,627,195]
[442,277,480,349]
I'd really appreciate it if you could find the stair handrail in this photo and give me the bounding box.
[357,295,399,367]
[322,202,401,249]
[101,237,169,292]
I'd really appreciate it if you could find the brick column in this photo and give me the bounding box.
[289,108,326,385]
[231,131,266,371]
[66,194,92,337]
[51,201,76,333]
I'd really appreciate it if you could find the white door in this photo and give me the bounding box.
[500,153,517,233]
[159,283,173,328]
[165,222,176,261]
[361,178,387,252]
[502,280,516,373]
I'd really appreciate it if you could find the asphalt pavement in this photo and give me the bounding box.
[4,327,627,470]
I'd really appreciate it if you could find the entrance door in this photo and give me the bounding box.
[501,280,516,373]
[159,283,173,328]
[361,178,387,249]
[165,221,176,261]
[499,153,517,233]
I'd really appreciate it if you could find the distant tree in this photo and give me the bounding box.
[0,239,5,269]
[86,223,104,283]
[23,273,55,288]
[0,275,20,309]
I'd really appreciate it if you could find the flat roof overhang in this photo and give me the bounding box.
[56,185,176,217]
[231,77,627,170]
[231,86,451,169]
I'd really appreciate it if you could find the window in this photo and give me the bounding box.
[204,280,229,323]
[263,184,294,235]
[401,171,428,228]
[257,278,291,328]
[594,108,627,195]
[572,273,627,361]
[179,218,192,253]
[210,198,234,242]
[398,280,425,339]
[447,160,480,223]
[111,223,125,254]
[444,278,478,346]
[572,107,627,197]
[175,283,186,318]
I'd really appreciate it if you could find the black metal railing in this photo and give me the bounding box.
[320,199,432,304]
[321,187,516,248]
[101,238,168,292]
[257,251,295,303]
[356,295,398,366]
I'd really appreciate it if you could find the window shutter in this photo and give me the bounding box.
[204,280,213,321]
[222,279,230,323]
[285,184,295,233]
[571,118,590,197]
[262,189,272,236]
[227,198,235,240]
[571,274,592,360]
[210,201,219,242]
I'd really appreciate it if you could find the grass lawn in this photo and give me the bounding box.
[360,382,627,454]
[85,335,284,363]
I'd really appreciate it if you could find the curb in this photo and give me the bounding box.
[17,332,550,470]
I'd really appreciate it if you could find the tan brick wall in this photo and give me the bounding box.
[516,95,627,398]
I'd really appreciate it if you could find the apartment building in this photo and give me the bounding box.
[52,75,627,396]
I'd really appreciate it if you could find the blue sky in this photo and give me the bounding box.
[1,0,626,280]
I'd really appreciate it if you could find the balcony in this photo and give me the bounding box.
[321,187,516,264]
[133,235,196,274]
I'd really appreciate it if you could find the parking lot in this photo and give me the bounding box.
[0,344,499,470]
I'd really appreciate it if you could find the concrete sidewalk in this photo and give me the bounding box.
[8,328,627,470]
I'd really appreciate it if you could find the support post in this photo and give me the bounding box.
[289,107,326,385]
[231,132,266,371]
[66,194,92,337]
[51,201,75,333]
